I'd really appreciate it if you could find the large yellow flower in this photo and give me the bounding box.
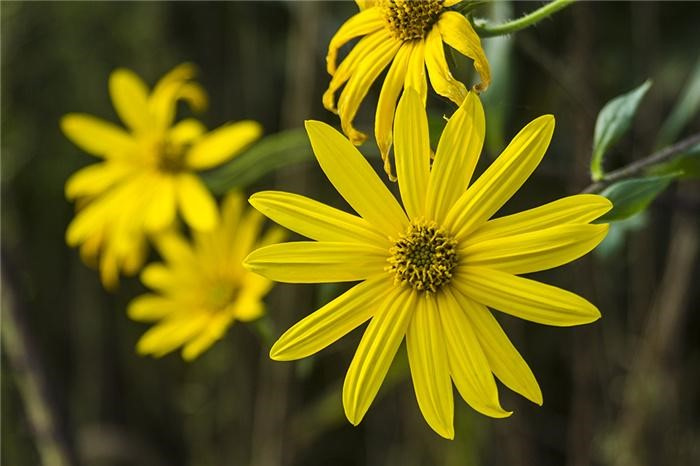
[324,0,490,177]
[245,90,611,439]
[62,64,261,288]
[128,191,284,361]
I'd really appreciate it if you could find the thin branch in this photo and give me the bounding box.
[473,0,575,38]
[582,132,700,193]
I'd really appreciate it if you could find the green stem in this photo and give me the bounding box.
[473,0,575,38]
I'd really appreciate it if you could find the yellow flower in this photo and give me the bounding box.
[245,89,611,439]
[62,64,261,288]
[128,191,284,361]
[324,0,490,177]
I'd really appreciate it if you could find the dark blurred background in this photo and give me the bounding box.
[2,1,699,465]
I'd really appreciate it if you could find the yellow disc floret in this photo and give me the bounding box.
[388,220,458,293]
[380,0,445,41]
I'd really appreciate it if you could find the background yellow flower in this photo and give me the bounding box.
[128,191,284,360]
[62,64,262,288]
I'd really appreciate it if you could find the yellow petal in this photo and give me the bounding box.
[461,223,609,274]
[469,194,613,242]
[169,118,206,147]
[425,91,485,223]
[249,191,388,247]
[445,115,555,241]
[375,42,412,177]
[406,294,455,439]
[337,34,402,145]
[143,176,177,232]
[394,88,430,218]
[305,120,408,235]
[64,162,132,199]
[453,266,602,326]
[424,18,467,104]
[181,311,233,361]
[127,294,179,322]
[136,313,210,357]
[152,229,195,266]
[437,11,491,92]
[438,289,511,418]
[452,292,542,405]
[404,39,427,104]
[109,68,152,131]
[270,275,391,360]
[61,114,135,158]
[327,7,384,74]
[232,298,264,323]
[186,120,262,170]
[140,263,173,291]
[343,288,414,425]
[323,30,390,113]
[176,173,219,231]
[149,63,207,130]
[244,241,387,283]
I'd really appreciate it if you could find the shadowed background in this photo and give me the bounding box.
[2,1,699,465]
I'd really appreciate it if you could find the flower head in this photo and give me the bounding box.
[245,89,611,438]
[324,0,490,178]
[62,64,261,288]
[128,191,284,361]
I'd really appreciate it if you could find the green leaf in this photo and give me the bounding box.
[202,128,313,195]
[591,80,652,181]
[598,173,680,222]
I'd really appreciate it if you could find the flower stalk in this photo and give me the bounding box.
[472,0,575,38]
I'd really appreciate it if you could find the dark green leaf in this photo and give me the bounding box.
[591,80,652,181]
[598,173,679,221]
[202,128,313,195]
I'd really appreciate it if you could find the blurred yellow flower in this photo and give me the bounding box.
[62,64,261,288]
[128,191,284,361]
[324,0,490,177]
[245,89,610,438]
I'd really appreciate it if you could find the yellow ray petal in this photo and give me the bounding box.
[394,88,430,219]
[404,39,427,104]
[438,289,512,418]
[169,118,206,147]
[406,294,455,439]
[185,120,261,170]
[437,11,491,92]
[152,230,195,266]
[424,26,468,105]
[176,173,219,231]
[143,176,177,232]
[140,263,174,291]
[136,313,210,357]
[337,35,402,145]
[61,114,135,158]
[461,223,609,274]
[452,292,542,405]
[343,288,414,425]
[227,208,265,265]
[305,120,408,235]
[109,68,152,132]
[231,298,265,323]
[181,311,233,361]
[327,7,385,74]
[249,191,388,247]
[149,64,207,130]
[270,275,391,360]
[244,241,388,283]
[453,266,602,326]
[324,30,390,113]
[469,194,613,242]
[375,42,413,177]
[445,115,555,241]
[128,294,180,322]
[64,162,132,199]
[425,91,485,223]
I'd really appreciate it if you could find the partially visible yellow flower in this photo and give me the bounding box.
[324,0,490,177]
[128,191,284,361]
[245,89,610,439]
[62,64,261,288]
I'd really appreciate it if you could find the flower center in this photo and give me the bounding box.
[205,280,238,311]
[380,0,445,41]
[387,220,458,293]
[156,140,186,173]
